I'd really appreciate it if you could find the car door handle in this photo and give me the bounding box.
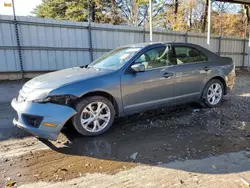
[162,73,173,78]
[204,67,211,71]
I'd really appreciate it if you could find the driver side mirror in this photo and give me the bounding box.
[131,64,145,72]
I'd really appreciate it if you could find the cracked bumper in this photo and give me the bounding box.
[11,98,77,141]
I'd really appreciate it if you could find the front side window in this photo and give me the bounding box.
[174,47,208,65]
[89,47,142,70]
[134,46,175,70]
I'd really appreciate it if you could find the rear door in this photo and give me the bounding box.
[173,45,210,103]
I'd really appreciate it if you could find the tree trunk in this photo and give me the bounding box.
[202,0,209,33]
[219,11,222,36]
[91,1,96,22]
[131,0,138,26]
[189,8,192,30]
[244,5,250,38]
[174,0,179,20]
[246,5,250,24]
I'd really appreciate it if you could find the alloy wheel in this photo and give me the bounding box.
[207,83,222,105]
[80,102,111,133]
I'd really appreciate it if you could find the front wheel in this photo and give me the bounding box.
[202,79,224,108]
[72,96,115,136]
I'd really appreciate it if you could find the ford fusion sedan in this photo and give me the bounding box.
[11,42,236,140]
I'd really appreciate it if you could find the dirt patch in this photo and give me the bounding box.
[0,149,137,186]
[14,152,250,188]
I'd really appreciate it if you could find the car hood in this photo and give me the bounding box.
[24,67,110,89]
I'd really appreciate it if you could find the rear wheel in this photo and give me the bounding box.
[72,96,115,136]
[202,79,224,108]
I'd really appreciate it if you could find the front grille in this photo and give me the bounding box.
[22,114,43,128]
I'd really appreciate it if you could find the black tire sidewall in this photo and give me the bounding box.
[203,79,224,108]
[72,96,115,136]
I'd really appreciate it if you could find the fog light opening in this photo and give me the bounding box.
[22,114,43,128]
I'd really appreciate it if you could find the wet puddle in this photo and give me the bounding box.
[231,121,250,131]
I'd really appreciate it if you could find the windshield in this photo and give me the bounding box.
[88,47,142,70]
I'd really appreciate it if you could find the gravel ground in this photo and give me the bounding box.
[0,72,250,187]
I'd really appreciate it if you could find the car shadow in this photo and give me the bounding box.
[0,102,31,140]
[40,99,250,174]
[0,82,31,140]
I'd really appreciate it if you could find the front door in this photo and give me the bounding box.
[121,45,176,114]
[173,45,210,103]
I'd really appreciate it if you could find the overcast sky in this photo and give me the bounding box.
[0,0,41,16]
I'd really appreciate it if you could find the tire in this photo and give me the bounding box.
[72,96,115,136]
[202,79,224,108]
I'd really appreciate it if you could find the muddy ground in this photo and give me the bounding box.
[0,72,250,187]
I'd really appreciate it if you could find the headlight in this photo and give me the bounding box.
[26,89,51,102]
[33,94,77,107]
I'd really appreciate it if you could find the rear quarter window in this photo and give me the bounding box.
[174,46,208,65]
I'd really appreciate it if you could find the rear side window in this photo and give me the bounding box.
[174,47,208,65]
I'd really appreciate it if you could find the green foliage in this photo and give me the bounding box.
[33,0,124,24]
[65,1,87,21]
[33,0,68,20]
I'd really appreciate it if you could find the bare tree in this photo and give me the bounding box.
[214,2,233,36]
[117,0,174,27]
[245,5,250,24]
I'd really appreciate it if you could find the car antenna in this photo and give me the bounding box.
[172,39,176,43]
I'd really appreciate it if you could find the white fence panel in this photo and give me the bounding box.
[0,15,248,73]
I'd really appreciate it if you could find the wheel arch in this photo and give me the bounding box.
[209,76,227,95]
[78,91,119,116]
[201,76,227,99]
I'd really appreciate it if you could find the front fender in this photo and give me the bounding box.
[49,74,124,116]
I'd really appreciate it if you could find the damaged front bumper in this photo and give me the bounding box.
[11,98,77,141]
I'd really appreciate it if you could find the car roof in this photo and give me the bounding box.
[124,42,203,48]
[123,42,219,60]
[122,42,161,48]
